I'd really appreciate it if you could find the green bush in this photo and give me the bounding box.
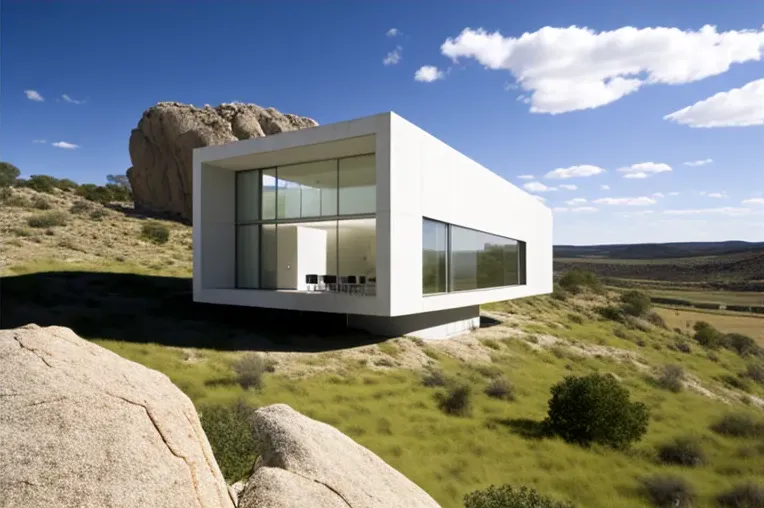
[545,373,649,449]
[436,383,472,416]
[0,162,20,187]
[720,374,751,393]
[464,484,576,508]
[232,353,273,391]
[657,364,684,393]
[620,290,652,317]
[640,475,695,508]
[55,178,79,192]
[0,188,29,207]
[597,305,624,322]
[198,401,257,482]
[69,200,93,214]
[645,312,667,328]
[27,211,69,228]
[89,208,108,221]
[484,376,516,401]
[723,333,760,357]
[744,363,764,385]
[558,269,602,294]
[710,413,764,438]
[694,321,724,349]
[657,437,705,467]
[141,222,170,244]
[551,284,568,301]
[31,196,52,210]
[716,483,764,508]
[422,369,448,387]
[26,174,59,193]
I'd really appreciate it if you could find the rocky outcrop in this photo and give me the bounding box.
[0,325,234,508]
[126,102,318,220]
[239,404,441,508]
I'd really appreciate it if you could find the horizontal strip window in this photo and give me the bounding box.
[423,218,526,295]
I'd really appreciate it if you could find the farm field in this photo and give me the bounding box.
[655,307,764,345]
[637,288,764,307]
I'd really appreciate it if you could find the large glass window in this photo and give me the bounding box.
[236,225,259,288]
[236,171,260,222]
[339,154,375,215]
[424,219,525,294]
[261,170,277,220]
[276,160,337,219]
[338,218,376,282]
[423,219,448,294]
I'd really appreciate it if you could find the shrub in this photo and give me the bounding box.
[484,376,516,401]
[657,364,684,393]
[598,305,624,322]
[89,208,108,221]
[567,313,584,325]
[464,484,576,508]
[640,475,695,508]
[716,483,764,508]
[645,311,667,328]
[1,189,29,207]
[55,178,79,192]
[558,269,602,294]
[710,413,764,438]
[31,196,52,210]
[27,211,68,228]
[657,437,706,467]
[744,363,764,385]
[141,221,170,244]
[421,369,448,387]
[552,284,568,301]
[723,333,759,357]
[694,321,724,349]
[198,401,257,482]
[720,374,751,392]
[620,290,652,317]
[231,353,271,390]
[11,227,32,237]
[69,200,92,214]
[436,383,472,416]
[26,174,59,193]
[0,161,20,187]
[674,341,692,354]
[545,373,649,449]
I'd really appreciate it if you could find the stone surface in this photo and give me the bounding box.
[238,404,441,508]
[0,324,235,508]
[126,102,318,220]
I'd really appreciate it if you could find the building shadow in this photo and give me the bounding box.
[0,271,387,352]
[479,315,502,328]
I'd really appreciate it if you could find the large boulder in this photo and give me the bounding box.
[126,102,318,220]
[239,404,441,508]
[0,325,234,508]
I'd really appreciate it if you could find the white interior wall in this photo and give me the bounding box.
[296,226,328,290]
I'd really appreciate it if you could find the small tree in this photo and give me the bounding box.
[464,484,576,508]
[26,174,59,193]
[620,290,652,317]
[545,373,649,449]
[0,162,20,187]
[558,269,602,294]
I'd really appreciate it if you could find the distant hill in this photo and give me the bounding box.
[554,241,764,260]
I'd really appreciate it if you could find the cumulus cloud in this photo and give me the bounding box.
[684,158,713,167]
[558,184,578,190]
[617,162,672,179]
[61,94,85,104]
[705,192,728,198]
[652,192,665,198]
[25,89,44,101]
[553,206,598,213]
[52,141,80,149]
[524,181,557,192]
[565,198,587,205]
[742,198,764,205]
[440,25,764,114]
[414,65,445,82]
[384,46,402,66]
[594,197,657,206]
[664,78,764,127]
[545,164,606,179]
[518,174,534,180]
[600,184,610,190]
[386,28,399,37]
[663,207,752,216]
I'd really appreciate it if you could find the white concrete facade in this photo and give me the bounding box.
[193,112,552,338]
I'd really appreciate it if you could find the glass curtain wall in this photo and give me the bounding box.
[423,218,525,294]
[235,154,376,293]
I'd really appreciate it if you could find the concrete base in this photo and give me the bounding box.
[347,305,480,340]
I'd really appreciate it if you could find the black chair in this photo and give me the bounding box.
[359,276,366,284]
[306,274,318,291]
[323,275,337,292]
[346,275,357,294]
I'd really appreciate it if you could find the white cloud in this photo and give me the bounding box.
[600,184,610,190]
[742,198,764,205]
[668,191,680,196]
[594,196,657,206]
[32,139,46,144]
[617,162,672,179]
[62,94,85,104]
[518,174,534,180]
[52,141,80,149]
[383,46,402,66]
[663,207,752,216]
[558,184,578,191]
[565,198,587,205]
[652,192,665,198]
[24,89,44,101]
[440,25,764,114]
[545,164,606,179]
[386,28,399,37]
[524,181,557,192]
[664,78,764,127]
[684,158,713,167]
[415,65,445,82]
[705,192,728,198]
[553,206,598,213]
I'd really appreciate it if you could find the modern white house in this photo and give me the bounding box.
[192,112,553,339]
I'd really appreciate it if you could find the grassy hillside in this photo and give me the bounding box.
[3,187,764,508]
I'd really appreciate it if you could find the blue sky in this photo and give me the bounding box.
[2,0,763,245]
